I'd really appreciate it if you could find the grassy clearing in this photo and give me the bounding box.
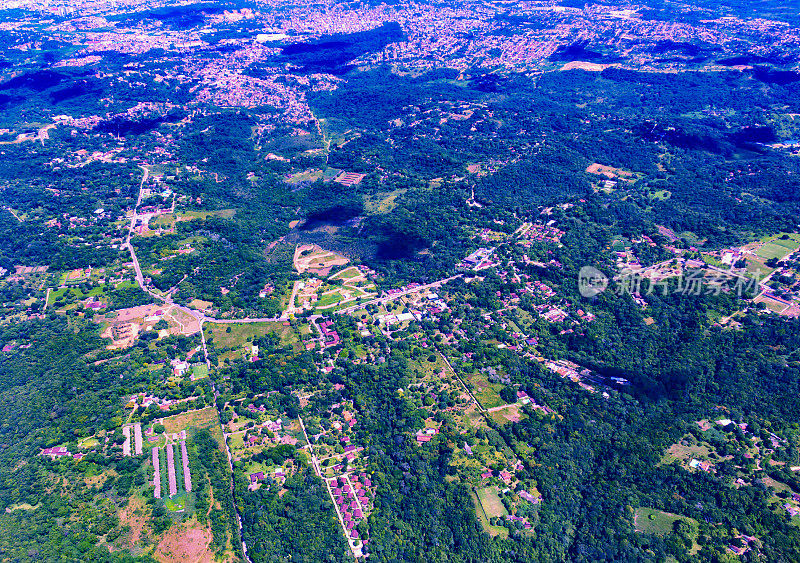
[634,507,699,552]
[757,241,799,260]
[661,435,713,464]
[8,502,40,511]
[328,266,362,281]
[285,169,324,184]
[470,489,509,538]
[78,437,100,449]
[159,407,224,451]
[488,405,526,426]
[476,487,508,519]
[179,209,235,221]
[205,321,297,351]
[464,372,505,410]
[164,492,187,512]
[364,189,407,214]
[634,507,685,534]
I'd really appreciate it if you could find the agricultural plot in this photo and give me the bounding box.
[153,440,192,508]
[740,234,800,276]
[476,487,508,518]
[755,234,800,260]
[284,168,328,184]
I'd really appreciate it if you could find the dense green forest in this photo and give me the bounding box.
[4,0,800,559]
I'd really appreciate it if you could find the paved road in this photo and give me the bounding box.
[337,275,463,315]
[125,166,460,334]
[299,416,363,557]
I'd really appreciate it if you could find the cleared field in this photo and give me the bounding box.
[328,266,363,281]
[661,436,713,464]
[159,407,224,451]
[205,321,297,351]
[488,404,526,426]
[463,372,506,410]
[634,507,699,552]
[165,306,201,335]
[364,188,407,214]
[586,162,634,179]
[293,244,349,276]
[470,489,509,538]
[476,486,508,518]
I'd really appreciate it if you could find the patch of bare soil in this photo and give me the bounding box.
[154,518,214,563]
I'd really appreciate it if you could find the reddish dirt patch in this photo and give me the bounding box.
[154,519,214,563]
[561,61,608,71]
[118,496,149,549]
[586,162,633,179]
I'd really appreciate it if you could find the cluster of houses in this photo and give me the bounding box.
[327,472,374,547]
[542,359,613,397]
[258,283,274,299]
[40,446,85,461]
[170,358,190,377]
[318,318,340,348]
[517,222,564,246]
[535,303,569,323]
[688,458,713,472]
[379,311,419,327]
[126,393,188,412]
[249,466,288,488]
[242,416,299,449]
[516,390,555,415]
[505,514,533,530]
[297,278,323,309]
[384,282,422,297]
[481,468,516,484]
[727,534,758,557]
